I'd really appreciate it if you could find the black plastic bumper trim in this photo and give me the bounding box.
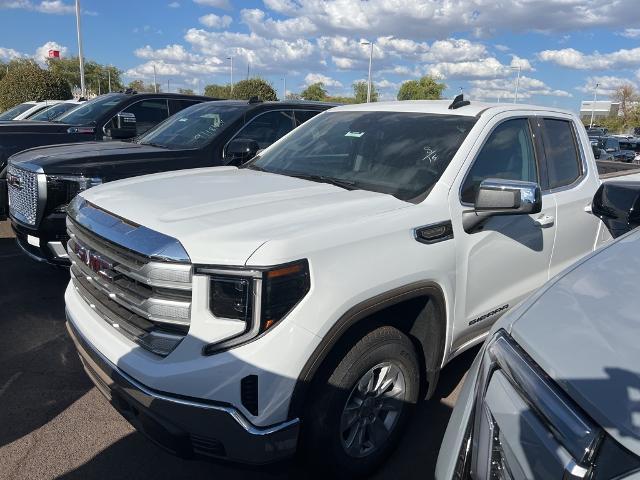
[65,313,300,464]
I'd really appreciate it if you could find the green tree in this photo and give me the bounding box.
[177,88,195,95]
[230,78,277,101]
[397,75,446,101]
[47,57,123,93]
[325,95,356,104]
[0,61,6,82]
[300,82,328,101]
[127,80,160,93]
[0,59,71,111]
[204,83,232,99]
[353,80,379,103]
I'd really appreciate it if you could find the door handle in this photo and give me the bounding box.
[534,214,555,227]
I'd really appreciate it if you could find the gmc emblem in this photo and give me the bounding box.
[72,243,114,279]
[7,173,22,190]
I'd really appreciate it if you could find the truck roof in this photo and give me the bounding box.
[332,99,575,118]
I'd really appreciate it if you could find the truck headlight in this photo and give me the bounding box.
[48,175,102,213]
[201,260,310,355]
[462,330,603,479]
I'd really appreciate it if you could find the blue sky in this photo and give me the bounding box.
[1,0,640,111]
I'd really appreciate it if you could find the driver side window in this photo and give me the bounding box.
[461,118,537,204]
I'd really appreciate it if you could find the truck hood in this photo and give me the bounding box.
[0,120,71,134]
[9,141,171,176]
[509,230,640,456]
[81,166,409,265]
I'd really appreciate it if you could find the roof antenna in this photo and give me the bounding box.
[448,93,470,110]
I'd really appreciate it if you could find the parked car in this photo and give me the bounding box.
[25,100,85,122]
[595,136,635,162]
[586,126,607,137]
[435,181,640,479]
[63,98,640,477]
[8,99,334,264]
[0,91,211,220]
[0,100,65,121]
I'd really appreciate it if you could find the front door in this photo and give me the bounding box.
[448,116,557,349]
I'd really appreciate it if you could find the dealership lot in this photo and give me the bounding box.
[0,221,474,480]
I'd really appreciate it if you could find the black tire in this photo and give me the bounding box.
[300,326,420,479]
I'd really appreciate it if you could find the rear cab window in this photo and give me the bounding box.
[540,118,583,189]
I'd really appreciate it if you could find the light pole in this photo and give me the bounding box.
[282,77,286,101]
[227,56,234,94]
[167,79,170,93]
[153,64,158,93]
[75,0,86,97]
[511,65,521,103]
[590,82,600,128]
[107,68,111,93]
[360,40,374,103]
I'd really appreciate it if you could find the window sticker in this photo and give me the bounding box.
[345,131,365,138]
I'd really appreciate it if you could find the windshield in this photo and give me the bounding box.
[28,102,79,121]
[137,102,245,149]
[56,93,125,125]
[245,111,477,202]
[0,103,33,121]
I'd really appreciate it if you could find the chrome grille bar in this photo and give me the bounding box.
[66,199,193,357]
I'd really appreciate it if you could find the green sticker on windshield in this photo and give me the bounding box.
[345,131,365,138]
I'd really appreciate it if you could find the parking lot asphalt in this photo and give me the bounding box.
[0,220,477,480]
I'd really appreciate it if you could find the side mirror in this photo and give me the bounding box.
[463,178,542,232]
[592,181,640,238]
[225,138,260,165]
[108,112,137,139]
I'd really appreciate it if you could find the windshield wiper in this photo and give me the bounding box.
[140,141,168,149]
[286,172,358,190]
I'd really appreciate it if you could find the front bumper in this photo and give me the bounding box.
[11,213,70,265]
[66,316,300,465]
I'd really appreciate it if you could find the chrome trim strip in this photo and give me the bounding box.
[66,310,300,436]
[47,241,69,259]
[67,196,190,263]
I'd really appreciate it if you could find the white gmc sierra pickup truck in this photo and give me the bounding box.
[63,97,640,477]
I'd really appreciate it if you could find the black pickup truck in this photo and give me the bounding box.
[0,91,211,220]
[8,99,335,264]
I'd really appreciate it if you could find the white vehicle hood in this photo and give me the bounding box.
[81,166,409,265]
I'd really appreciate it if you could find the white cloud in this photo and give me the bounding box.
[469,76,572,101]
[538,46,640,70]
[192,0,230,9]
[304,72,342,87]
[249,0,640,40]
[168,1,180,7]
[422,38,487,62]
[427,57,507,79]
[619,28,640,38]
[0,0,77,14]
[576,76,638,97]
[495,44,510,52]
[241,8,317,38]
[0,46,24,61]
[510,55,534,72]
[134,44,203,63]
[199,13,232,29]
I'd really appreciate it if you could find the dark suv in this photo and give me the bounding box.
[8,99,335,264]
[0,91,211,220]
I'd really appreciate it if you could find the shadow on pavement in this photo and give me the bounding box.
[0,237,93,450]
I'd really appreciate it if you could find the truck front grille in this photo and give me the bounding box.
[67,218,193,357]
[7,164,42,226]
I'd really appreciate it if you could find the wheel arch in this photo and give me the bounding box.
[288,281,448,420]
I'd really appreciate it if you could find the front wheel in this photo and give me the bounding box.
[301,326,420,478]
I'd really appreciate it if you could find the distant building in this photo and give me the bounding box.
[580,100,620,122]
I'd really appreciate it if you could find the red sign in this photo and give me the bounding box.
[48,50,60,58]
